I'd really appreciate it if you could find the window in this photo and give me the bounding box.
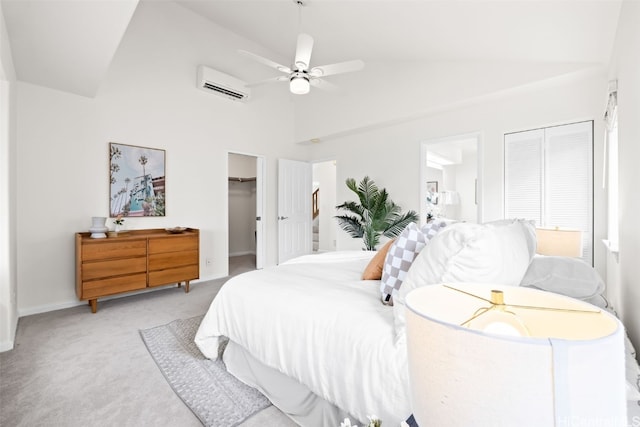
[504,121,593,264]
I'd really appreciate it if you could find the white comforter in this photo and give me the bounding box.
[195,251,410,425]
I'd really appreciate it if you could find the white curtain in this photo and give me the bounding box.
[603,81,619,252]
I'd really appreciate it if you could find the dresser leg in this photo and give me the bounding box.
[89,299,97,313]
[185,281,190,293]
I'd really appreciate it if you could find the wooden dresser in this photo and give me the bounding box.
[75,228,199,313]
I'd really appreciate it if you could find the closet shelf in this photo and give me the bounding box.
[228,176,256,182]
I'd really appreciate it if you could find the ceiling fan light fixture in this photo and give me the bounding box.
[290,76,310,95]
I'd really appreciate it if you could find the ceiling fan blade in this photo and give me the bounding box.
[246,76,289,87]
[310,78,340,92]
[294,33,314,71]
[239,50,292,74]
[309,59,364,78]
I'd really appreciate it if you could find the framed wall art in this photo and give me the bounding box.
[109,142,166,217]
[426,180,439,205]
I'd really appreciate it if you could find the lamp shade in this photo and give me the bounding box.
[536,227,582,257]
[405,284,626,427]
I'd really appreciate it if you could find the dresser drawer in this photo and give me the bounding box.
[83,257,147,281]
[148,235,197,254]
[76,228,200,313]
[148,265,199,287]
[82,273,147,299]
[148,250,198,271]
[83,239,146,261]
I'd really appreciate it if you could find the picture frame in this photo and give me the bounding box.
[109,142,166,217]
[426,181,439,205]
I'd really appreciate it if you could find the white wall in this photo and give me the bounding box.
[606,0,640,355]
[295,61,596,144]
[228,153,257,179]
[425,167,443,187]
[0,0,17,351]
[228,180,256,256]
[309,70,607,280]
[14,1,307,316]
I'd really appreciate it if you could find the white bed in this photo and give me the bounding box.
[196,251,408,425]
[195,221,640,427]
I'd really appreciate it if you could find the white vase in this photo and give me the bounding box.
[89,216,108,238]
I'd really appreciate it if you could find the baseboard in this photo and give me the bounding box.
[0,339,14,352]
[18,300,86,317]
[17,276,225,318]
[229,251,256,257]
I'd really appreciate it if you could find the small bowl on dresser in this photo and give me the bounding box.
[165,227,187,234]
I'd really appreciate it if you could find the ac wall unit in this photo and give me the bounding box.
[197,65,250,101]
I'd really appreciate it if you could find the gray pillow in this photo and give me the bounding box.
[520,255,605,300]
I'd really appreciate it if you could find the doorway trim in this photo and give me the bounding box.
[420,131,484,224]
[311,158,337,253]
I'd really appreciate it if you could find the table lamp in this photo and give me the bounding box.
[536,227,582,257]
[405,283,626,427]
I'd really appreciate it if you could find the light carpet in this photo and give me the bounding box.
[140,315,272,427]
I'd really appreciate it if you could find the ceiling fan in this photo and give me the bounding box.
[239,32,365,95]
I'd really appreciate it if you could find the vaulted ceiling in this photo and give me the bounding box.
[1,0,623,99]
[177,0,621,65]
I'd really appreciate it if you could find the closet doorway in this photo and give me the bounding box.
[312,160,337,252]
[228,152,265,273]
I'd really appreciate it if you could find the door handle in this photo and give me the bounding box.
[278,216,289,220]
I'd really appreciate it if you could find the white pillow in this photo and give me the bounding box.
[393,219,535,339]
[519,255,605,300]
[485,218,537,257]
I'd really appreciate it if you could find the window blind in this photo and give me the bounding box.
[504,129,543,224]
[505,121,593,264]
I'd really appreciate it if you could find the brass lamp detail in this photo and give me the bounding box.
[445,285,600,337]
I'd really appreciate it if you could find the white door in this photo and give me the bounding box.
[255,156,265,269]
[278,159,312,264]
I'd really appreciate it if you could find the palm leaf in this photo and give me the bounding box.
[335,215,364,238]
[362,226,380,251]
[383,210,419,238]
[335,201,365,220]
[356,176,379,211]
[336,176,417,250]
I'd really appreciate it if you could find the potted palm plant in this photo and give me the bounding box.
[335,176,418,250]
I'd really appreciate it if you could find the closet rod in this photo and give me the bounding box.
[228,176,256,182]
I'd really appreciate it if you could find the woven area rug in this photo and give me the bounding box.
[140,315,272,427]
